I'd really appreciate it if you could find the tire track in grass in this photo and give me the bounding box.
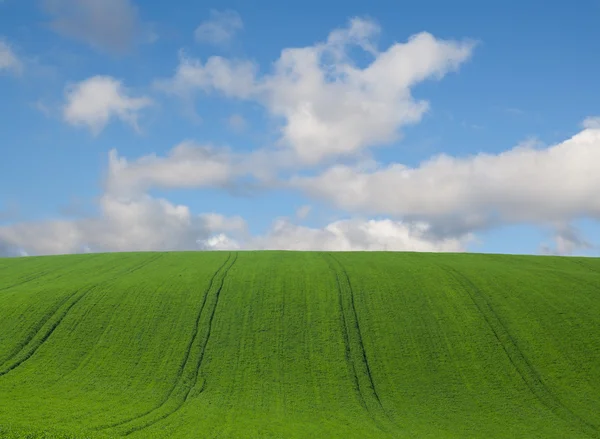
[96,252,234,429]
[0,290,77,366]
[97,252,237,436]
[0,286,97,377]
[0,254,103,293]
[58,263,189,385]
[441,264,600,439]
[121,252,238,436]
[322,253,399,434]
[0,254,128,366]
[0,270,58,293]
[0,254,164,378]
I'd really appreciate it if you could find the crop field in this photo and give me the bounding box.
[0,251,599,438]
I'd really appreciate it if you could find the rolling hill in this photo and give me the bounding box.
[0,251,599,438]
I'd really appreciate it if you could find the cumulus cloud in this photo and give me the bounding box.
[248,217,471,252]
[42,0,144,53]
[194,9,243,46]
[0,192,464,255]
[106,143,236,195]
[158,18,475,164]
[0,39,22,74]
[0,139,470,256]
[63,76,152,134]
[0,200,416,255]
[292,127,600,236]
[105,140,303,197]
[156,54,257,99]
[199,233,241,250]
[0,193,247,256]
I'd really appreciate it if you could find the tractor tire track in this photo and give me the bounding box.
[0,254,103,293]
[121,252,238,436]
[322,253,398,433]
[97,252,238,436]
[96,252,234,430]
[0,290,78,366]
[0,286,97,377]
[441,264,600,439]
[58,262,184,385]
[0,270,55,292]
[324,254,367,410]
[0,254,164,378]
[0,254,145,366]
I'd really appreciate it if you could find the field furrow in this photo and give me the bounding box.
[323,253,397,432]
[0,254,101,293]
[441,264,600,439]
[0,254,164,376]
[100,251,238,436]
[0,286,97,376]
[0,251,599,438]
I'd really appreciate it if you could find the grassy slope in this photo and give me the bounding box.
[0,251,599,438]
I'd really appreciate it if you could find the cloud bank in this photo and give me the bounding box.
[292,128,600,237]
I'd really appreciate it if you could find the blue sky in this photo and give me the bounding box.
[0,0,599,256]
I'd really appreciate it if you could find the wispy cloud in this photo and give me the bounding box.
[540,223,595,256]
[41,0,149,53]
[0,39,22,74]
[194,9,243,46]
[582,116,600,129]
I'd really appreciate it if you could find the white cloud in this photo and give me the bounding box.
[248,217,471,252]
[197,213,247,234]
[106,142,236,196]
[0,143,469,255]
[194,9,243,46]
[0,191,465,255]
[292,126,600,236]
[158,18,475,164]
[63,76,152,134]
[0,193,247,256]
[199,233,241,250]
[0,220,84,255]
[0,40,22,74]
[156,53,257,99]
[227,113,247,132]
[104,139,305,197]
[583,116,600,129]
[4,211,466,255]
[42,0,143,53]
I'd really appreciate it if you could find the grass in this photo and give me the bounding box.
[0,251,599,438]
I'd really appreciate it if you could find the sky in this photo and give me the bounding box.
[0,0,599,256]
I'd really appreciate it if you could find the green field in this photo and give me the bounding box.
[0,251,599,438]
